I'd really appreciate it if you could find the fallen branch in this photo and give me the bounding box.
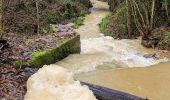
[81,82,148,100]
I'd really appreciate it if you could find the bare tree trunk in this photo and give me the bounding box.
[126,0,132,38]
[36,0,40,34]
[0,0,3,38]
[150,0,155,30]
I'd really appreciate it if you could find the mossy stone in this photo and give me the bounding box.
[16,35,80,68]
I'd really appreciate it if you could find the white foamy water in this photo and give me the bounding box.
[56,36,168,74]
[81,36,168,68]
[56,0,169,73]
[25,65,97,100]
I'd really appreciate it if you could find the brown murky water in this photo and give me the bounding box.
[76,62,170,100]
[75,0,109,39]
[27,0,170,100]
[74,1,170,100]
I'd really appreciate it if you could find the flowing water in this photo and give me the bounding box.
[56,0,170,100]
[27,0,170,100]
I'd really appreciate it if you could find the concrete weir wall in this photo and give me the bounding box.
[16,35,80,68]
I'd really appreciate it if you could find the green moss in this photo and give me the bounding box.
[16,35,80,68]
[29,51,54,68]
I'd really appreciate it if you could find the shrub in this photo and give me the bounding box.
[158,32,170,50]
[72,17,85,29]
[3,0,91,34]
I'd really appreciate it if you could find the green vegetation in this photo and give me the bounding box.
[39,25,57,34]
[16,35,80,68]
[3,0,92,34]
[99,13,115,37]
[125,0,156,37]
[72,17,85,29]
[158,32,170,50]
[99,2,138,39]
[49,25,57,33]
[102,0,170,50]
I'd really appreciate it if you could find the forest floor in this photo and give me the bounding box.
[0,0,107,99]
[0,24,76,99]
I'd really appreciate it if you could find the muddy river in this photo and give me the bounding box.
[27,0,170,100]
[57,0,170,100]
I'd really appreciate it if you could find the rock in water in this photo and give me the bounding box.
[24,65,97,100]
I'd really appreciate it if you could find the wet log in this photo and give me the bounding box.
[81,82,148,100]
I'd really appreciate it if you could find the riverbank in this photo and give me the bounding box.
[0,0,93,98]
[0,24,80,99]
[100,0,170,51]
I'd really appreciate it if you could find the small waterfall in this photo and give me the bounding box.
[25,0,170,99]
[55,0,169,74]
[81,36,168,68]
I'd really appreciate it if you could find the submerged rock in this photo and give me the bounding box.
[24,65,97,100]
[143,54,157,59]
